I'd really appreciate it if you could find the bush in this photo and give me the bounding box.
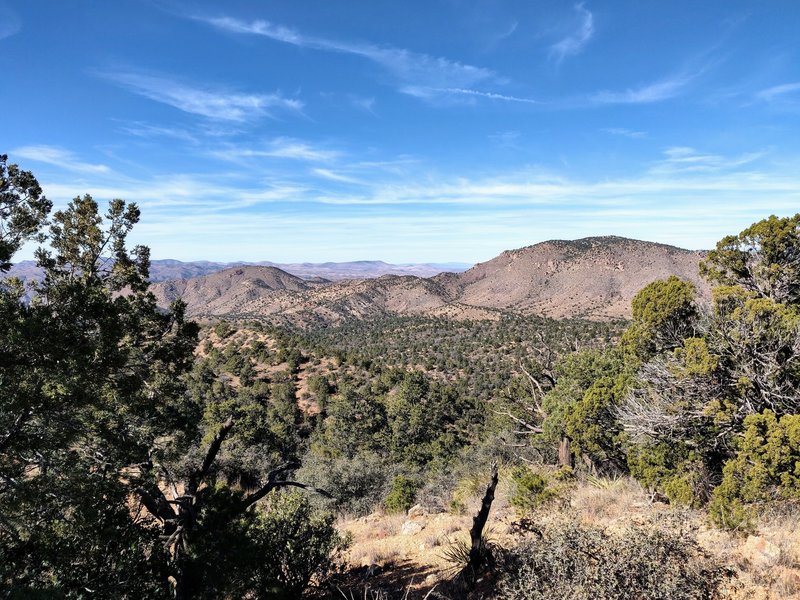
[709,410,800,531]
[214,320,236,339]
[509,467,561,516]
[384,475,418,514]
[297,451,390,516]
[250,491,347,596]
[627,443,708,508]
[500,520,731,600]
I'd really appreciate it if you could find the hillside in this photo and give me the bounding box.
[151,266,319,316]
[448,236,708,319]
[150,236,708,324]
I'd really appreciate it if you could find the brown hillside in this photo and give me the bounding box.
[454,236,708,319]
[150,237,709,324]
[151,266,317,316]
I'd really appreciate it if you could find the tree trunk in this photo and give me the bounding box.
[558,436,573,467]
[461,462,499,589]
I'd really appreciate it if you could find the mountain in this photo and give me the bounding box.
[149,236,709,325]
[5,258,470,286]
[444,236,708,319]
[151,266,318,317]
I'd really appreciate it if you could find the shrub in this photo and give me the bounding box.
[627,442,708,508]
[214,320,236,339]
[249,491,347,596]
[709,410,800,530]
[509,467,560,516]
[500,520,731,600]
[297,451,390,516]
[384,475,418,514]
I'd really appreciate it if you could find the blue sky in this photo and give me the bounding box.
[2,1,800,263]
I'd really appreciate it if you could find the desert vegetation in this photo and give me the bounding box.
[2,155,800,598]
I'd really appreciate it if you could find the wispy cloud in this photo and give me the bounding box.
[13,145,111,174]
[30,152,800,262]
[651,146,765,174]
[210,138,342,163]
[405,87,540,104]
[201,16,494,94]
[350,95,376,113]
[757,81,800,102]
[591,73,695,104]
[118,122,201,144]
[100,70,303,121]
[550,3,594,63]
[311,168,364,184]
[601,128,647,139]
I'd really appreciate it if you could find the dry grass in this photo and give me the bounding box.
[570,475,649,524]
[336,474,800,599]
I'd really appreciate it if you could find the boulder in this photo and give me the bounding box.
[400,520,424,536]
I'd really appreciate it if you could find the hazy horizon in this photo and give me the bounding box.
[4,1,799,263]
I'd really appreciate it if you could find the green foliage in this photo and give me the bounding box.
[385,372,482,467]
[0,185,199,595]
[214,319,236,339]
[0,154,53,272]
[0,470,171,598]
[307,373,332,410]
[174,488,345,599]
[710,410,800,530]
[542,347,626,445]
[673,336,719,376]
[1,159,347,597]
[701,213,800,306]
[539,347,632,472]
[705,286,800,425]
[303,314,622,404]
[627,442,706,507]
[314,386,388,459]
[250,491,346,596]
[614,218,800,519]
[564,374,630,471]
[384,475,418,513]
[509,467,560,515]
[623,276,699,358]
[297,451,389,516]
[500,520,731,600]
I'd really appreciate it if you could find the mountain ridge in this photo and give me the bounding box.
[149,236,709,325]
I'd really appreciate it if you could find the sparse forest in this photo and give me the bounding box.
[2,155,800,598]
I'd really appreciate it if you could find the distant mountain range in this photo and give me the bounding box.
[6,259,471,286]
[148,236,709,325]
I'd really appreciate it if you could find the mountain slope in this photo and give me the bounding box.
[450,236,707,319]
[151,266,317,316]
[148,236,708,324]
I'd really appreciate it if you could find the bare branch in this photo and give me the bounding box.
[136,486,177,522]
[187,416,234,496]
[492,409,544,434]
[235,461,332,514]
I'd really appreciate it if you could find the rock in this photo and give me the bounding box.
[741,535,781,567]
[401,520,424,535]
[408,504,426,518]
